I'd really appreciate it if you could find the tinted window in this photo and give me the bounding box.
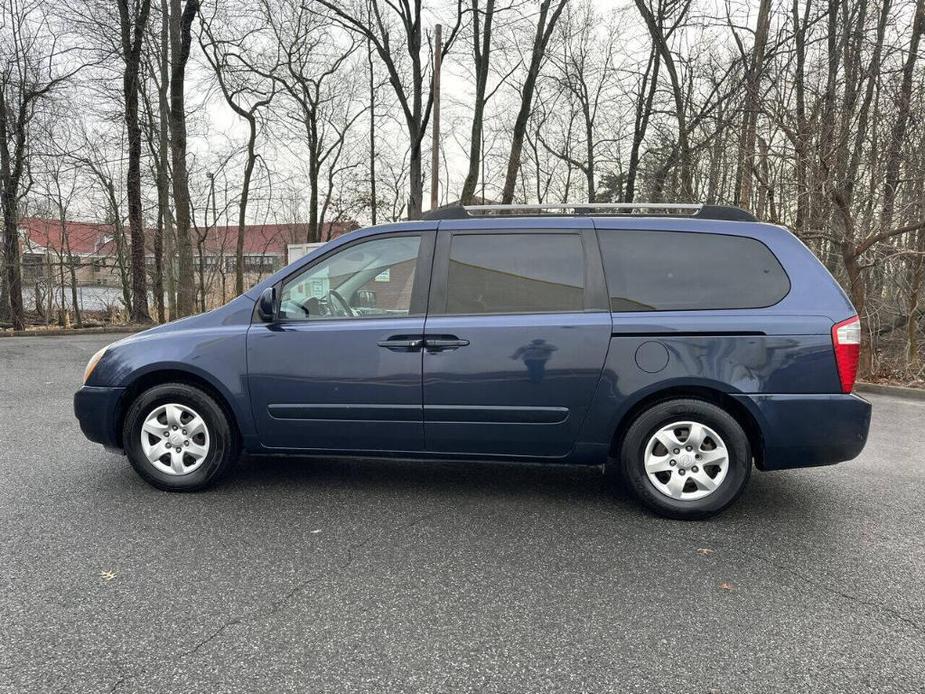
[599,230,789,311]
[279,235,420,320]
[444,233,584,314]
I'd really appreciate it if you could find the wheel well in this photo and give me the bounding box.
[608,386,764,468]
[115,370,242,448]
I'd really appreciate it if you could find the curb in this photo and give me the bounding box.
[0,326,144,339]
[855,382,925,401]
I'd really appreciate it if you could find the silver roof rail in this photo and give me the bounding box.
[422,202,757,222]
[465,202,703,214]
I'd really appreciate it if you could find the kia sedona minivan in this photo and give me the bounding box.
[74,203,871,519]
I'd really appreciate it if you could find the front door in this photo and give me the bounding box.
[247,232,432,452]
[422,222,612,458]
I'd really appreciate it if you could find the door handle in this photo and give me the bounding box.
[424,337,470,351]
[377,337,424,351]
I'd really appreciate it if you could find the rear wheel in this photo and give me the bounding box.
[122,383,239,491]
[619,399,751,519]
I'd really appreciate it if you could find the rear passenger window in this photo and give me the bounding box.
[444,233,585,314]
[599,230,789,311]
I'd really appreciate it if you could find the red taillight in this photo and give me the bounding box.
[832,316,861,393]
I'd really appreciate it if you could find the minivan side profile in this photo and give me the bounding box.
[74,203,871,519]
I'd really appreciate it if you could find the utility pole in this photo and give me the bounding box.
[430,23,442,210]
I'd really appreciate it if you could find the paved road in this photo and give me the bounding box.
[1,334,923,693]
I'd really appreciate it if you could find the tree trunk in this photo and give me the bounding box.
[500,0,568,204]
[168,0,199,317]
[880,0,924,233]
[460,0,494,204]
[368,38,377,224]
[791,0,810,230]
[236,123,257,295]
[0,90,25,330]
[118,0,153,324]
[634,0,692,200]
[157,0,172,321]
[308,111,320,241]
[626,46,660,203]
[908,228,924,371]
[734,0,772,208]
[59,212,82,327]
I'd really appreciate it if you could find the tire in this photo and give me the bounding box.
[619,399,751,520]
[122,383,239,491]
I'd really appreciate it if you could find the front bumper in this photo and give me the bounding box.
[74,386,126,450]
[733,393,872,470]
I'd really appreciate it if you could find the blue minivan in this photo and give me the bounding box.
[74,203,871,519]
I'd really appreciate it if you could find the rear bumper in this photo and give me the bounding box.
[74,386,125,450]
[733,393,872,470]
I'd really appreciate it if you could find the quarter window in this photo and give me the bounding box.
[279,235,421,320]
[599,230,789,312]
[444,233,585,315]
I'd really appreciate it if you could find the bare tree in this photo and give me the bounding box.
[623,41,660,203]
[117,0,152,322]
[315,0,463,218]
[880,0,924,233]
[143,0,175,322]
[460,0,496,203]
[74,127,133,313]
[540,0,618,203]
[499,0,568,204]
[633,0,693,200]
[259,0,365,241]
[168,0,198,317]
[0,0,85,329]
[40,118,84,327]
[199,3,275,295]
[731,0,772,208]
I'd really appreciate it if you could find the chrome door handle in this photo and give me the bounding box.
[377,337,424,351]
[424,338,469,351]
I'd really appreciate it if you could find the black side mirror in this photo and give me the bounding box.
[257,287,276,322]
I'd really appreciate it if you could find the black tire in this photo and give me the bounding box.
[619,399,751,520]
[122,383,239,491]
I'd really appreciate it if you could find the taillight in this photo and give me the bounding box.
[832,316,861,393]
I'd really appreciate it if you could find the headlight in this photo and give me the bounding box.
[83,346,109,384]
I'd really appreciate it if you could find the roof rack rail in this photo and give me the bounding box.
[422,202,757,222]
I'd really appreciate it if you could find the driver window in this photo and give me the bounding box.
[279,235,421,321]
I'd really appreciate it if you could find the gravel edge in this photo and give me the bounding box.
[855,382,925,401]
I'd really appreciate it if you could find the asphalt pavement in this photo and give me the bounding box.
[1,334,923,693]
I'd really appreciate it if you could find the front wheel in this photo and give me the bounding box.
[619,399,751,520]
[122,383,239,491]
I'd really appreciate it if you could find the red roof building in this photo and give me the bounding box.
[19,217,357,259]
[17,217,359,290]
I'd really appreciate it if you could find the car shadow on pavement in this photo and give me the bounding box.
[215,453,838,524]
[90,449,844,527]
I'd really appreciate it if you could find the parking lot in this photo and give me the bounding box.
[1,333,923,693]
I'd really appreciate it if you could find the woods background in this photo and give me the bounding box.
[1,0,924,382]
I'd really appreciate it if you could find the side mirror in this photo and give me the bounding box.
[257,287,276,322]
